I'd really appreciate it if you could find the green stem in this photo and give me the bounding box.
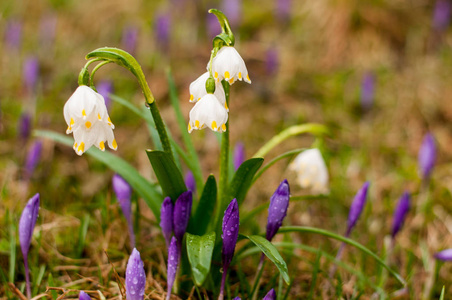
[90,61,112,86]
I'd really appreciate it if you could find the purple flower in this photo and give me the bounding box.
[112,174,135,248]
[122,26,139,55]
[125,248,146,300]
[263,288,276,300]
[160,197,173,248]
[24,140,43,180]
[166,236,179,300]
[19,193,40,298]
[173,191,192,244]
[391,192,411,238]
[433,0,451,31]
[276,0,292,22]
[79,291,92,300]
[266,47,279,75]
[4,20,22,50]
[23,56,39,94]
[233,142,245,171]
[418,133,436,180]
[361,72,375,110]
[266,179,290,241]
[184,171,196,194]
[435,249,452,261]
[221,0,242,28]
[155,13,171,49]
[233,297,241,300]
[346,182,370,236]
[18,112,32,140]
[96,80,114,109]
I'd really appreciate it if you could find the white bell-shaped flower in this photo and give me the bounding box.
[188,94,228,133]
[189,72,228,111]
[289,148,329,194]
[63,85,117,155]
[211,46,251,85]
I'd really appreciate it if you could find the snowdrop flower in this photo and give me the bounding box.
[64,85,117,155]
[189,72,227,110]
[211,46,251,85]
[188,94,228,133]
[289,149,329,193]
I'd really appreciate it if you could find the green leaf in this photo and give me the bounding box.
[146,150,187,201]
[35,130,163,219]
[228,158,264,207]
[189,175,217,236]
[440,286,445,300]
[245,235,290,285]
[186,232,216,286]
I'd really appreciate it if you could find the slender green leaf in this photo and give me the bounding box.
[245,235,290,285]
[253,149,305,183]
[32,265,46,296]
[35,130,163,219]
[189,175,217,235]
[9,223,16,283]
[47,273,58,299]
[186,232,216,286]
[439,286,445,300]
[146,150,186,201]
[77,214,90,257]
[307,249,321,300]
[228,158,264,207]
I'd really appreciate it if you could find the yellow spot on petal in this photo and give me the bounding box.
[214,72,218,78]
[225,102,228,110]
[107,117,112,125]
[77,142,85,153]
[188,123,192,132]
[211,121,217,130]
[112,139,118,149]
[238,72,242,79]
[99,141,105,151]
[229,79,234,84]
[224,71,230,79]
[190,94,194,101]
[195,120,200,128]
[82,109,86,117]
[70,118,75,125]
[67,125,71,132]
[247,74,251,81]
[222,124,226,131]
[98,113,101,120]
[73,142,77,150]
[85,121,92,128]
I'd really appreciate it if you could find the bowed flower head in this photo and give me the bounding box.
[189,72,227,110]
[64,85,117,155]
[188,94,228,133]
[289,149,329,194]
[212,46,251,85]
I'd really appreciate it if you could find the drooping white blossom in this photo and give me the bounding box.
[188,94,228,133]
[63,85,117,155]
[211,46,251,85]
[189,72,228,111]
[289,148,329,194]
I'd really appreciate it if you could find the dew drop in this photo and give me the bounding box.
[133,278,138,284]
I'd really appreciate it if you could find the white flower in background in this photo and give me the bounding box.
[64,85,117,156]
[188,94,228,133]
[189,72,228,111]
[289,148,329,194]
[211,46,251,85]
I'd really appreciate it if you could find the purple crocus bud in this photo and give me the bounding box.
[96,80,114,109]
[418,133,436,180]
[160,197,173,248]
[122,26,139,55]
[155,13,171,50]
[391,192,411,238]
[125,248,146,300]
[346,182,370,237]
[276,0,292,22]
[266,179,290,241]
[435,249,452,261]
[221,0,242,28]
[360,72,375,111]
[233,297,241,300]
[173,191,192,244]
[263,288,276,300]
[266,47,279,75]
[23,56,39,94]
[433,0,451,31]
[112,174,135,248]
[18,112,32,140]
[79,291,92,300]
[24,140,43,180]
[166,236,179,300]
[233,142,245,171]
[19,193,40,298]
[207,12,221,39]
[5,20,22,50]
[184,171,196,194]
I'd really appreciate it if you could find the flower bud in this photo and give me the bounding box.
[160,197,173,248]
[418,133,436,180]
[435,249,452,261]
[184,171,196,194]
[166,236,179,300]
[433,0,451,32]
[222,198,239,268]
[19,193,40,260]
[23,56,39,94]
[266,179,290,241]
[5,20,22,50]
[263,288,276,300]
[233,142,245,171]
[346,182,370,236]
[360,71,375,111]
[173,191,192,244]
[155,13,171,50]
[391,192,410,238]
[125,248,146,300]
[79,291,92,300]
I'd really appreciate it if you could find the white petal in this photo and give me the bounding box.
[188,94,228,132]
[189,72,227,110]
[212,46,251,85]
[289,149,329,193]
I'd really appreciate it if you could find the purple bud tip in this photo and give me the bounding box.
[24,140,43,180]
[5,20,22,50]
[19,193,40,257]
[391,192,411,238]
[266,179,290,241]
[233,142,245,171]
[166,236,179,300]
[184,171,196,194]
[346,182,370,236]
[418,133,436,180]
[173,191,192,243]
[18,113,32,140]
[160,197,174,248]
[126,248,146,300]
[79,291,92,300]
[222,199,240,268]
[233,297,241,300]
[96,80,114,108]
[435,249,452,261]
[276,0,292,22]
[263,288,276,300]
[361,72,375,110]
[23,56,39,93]
[112,174,132,201]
